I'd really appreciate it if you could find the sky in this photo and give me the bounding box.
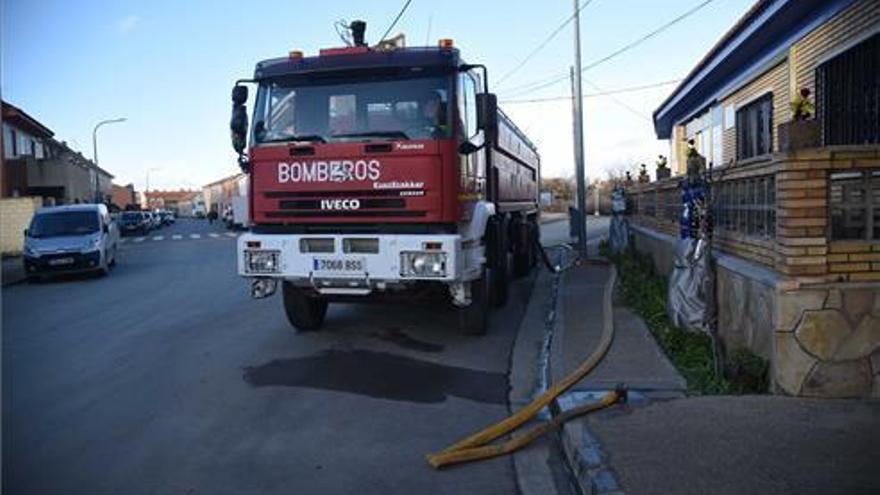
[2,0,755,191]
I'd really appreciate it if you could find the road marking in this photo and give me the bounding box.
[172,234,182,240]
[134,237,146,243]
[190,234,201,239]
[153,235,164,241]
[225,232,237,238]
[209,233,220,238]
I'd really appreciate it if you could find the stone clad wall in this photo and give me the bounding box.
[0,196,41,255]
[776,287,879,397]
[626,146,880,398]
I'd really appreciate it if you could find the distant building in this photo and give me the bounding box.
[202,173,247,215]
[144,189,199,215]
[111,183,138,210]
[2,100,114,204]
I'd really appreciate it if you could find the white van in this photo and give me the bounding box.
[23,204,119,280]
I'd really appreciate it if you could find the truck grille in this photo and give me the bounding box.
[262,189,426,219]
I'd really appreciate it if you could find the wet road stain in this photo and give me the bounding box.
[372,328,444,353]
[243,349,505,404]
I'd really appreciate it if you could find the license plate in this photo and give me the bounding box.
[312,257,365,274]
[48,257,74,266]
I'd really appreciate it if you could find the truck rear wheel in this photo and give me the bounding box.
[512,219,535,278]
[489,218,510,308]
[458,267,491,335]
[282,282,328,331]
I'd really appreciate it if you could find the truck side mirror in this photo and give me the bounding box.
[476,93,498,138]
[230,86,249,154]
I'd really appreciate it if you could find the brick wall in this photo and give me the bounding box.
[0,197,41,255]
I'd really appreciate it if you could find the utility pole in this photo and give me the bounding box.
[572,0,587,254]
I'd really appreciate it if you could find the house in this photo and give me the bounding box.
[2,100,54,198]
[629,0,879,398]
[2,100,114,204]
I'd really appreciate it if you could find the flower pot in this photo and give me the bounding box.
[656,167,671,180]
[778,120,820,152]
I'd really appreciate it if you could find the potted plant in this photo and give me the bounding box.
[778,87,820,151]
[637,163,650,183]
[656,154,671,180]
[685,139,706,177]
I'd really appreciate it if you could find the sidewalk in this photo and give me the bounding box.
[548,260,880,495]
[2,256,27,287]
[540,211,569,224]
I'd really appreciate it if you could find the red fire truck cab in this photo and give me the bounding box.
[230,33,540,335]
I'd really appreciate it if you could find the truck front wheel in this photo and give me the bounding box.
[458,267,491,335]
[282,282,328,331]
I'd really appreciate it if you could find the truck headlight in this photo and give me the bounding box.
[245,249,281,274]
[401,251,447,278]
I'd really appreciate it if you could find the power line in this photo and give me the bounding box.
[580,0,717,73]
[499,0,718,98]
[496,0,596,86]
[500,79,682,103]
[379,0,414,43]
[582,78,652,121]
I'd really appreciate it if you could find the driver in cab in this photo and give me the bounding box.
[413,91,448,139]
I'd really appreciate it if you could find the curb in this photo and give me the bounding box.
[552,258,627,495]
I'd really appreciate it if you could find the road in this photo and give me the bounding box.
[2,216,607,495]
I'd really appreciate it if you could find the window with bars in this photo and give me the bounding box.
[816,34,879,146]
[712,175,776,238]
[736,93,774,160]
[829,169,880,240]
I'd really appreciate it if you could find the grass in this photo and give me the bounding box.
[600,240,768,395]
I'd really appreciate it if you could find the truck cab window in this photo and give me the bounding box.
[253,76,452,144]
[459,72,480,141]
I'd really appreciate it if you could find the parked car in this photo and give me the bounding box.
[119,211,150,236]
[159,210,175,225]
[23,204,119,280]
[145,212,160,230]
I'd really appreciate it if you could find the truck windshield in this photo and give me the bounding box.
[29,211,99,238]
[252,76,452,144]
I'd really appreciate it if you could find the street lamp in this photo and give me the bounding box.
[145,167,160,209]
[92,117,127,203]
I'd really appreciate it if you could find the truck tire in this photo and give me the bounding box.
[512,219,534,278]
[458,267,491,335]
[492,219,510,308]
[282,282,328,331]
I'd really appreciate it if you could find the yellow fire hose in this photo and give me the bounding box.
[427,257,621,469]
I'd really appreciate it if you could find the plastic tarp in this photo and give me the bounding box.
[609,214,629,253]
[608,186,629,253]
[667,237,714,333]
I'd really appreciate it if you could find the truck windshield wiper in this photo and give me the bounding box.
[260,134,327,144]
[330,131,409,141]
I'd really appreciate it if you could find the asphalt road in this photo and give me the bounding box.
[2,217,607,495]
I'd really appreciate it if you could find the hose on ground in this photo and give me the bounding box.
[426,258,620,469]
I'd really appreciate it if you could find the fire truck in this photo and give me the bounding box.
[230,23,540,334]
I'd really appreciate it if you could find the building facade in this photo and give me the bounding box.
[2,100,114,204]
[633,0,879,398]
[144,190,199,214]
[202,173,247,216]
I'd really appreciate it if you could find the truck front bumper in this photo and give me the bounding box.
[238,232,478,295]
